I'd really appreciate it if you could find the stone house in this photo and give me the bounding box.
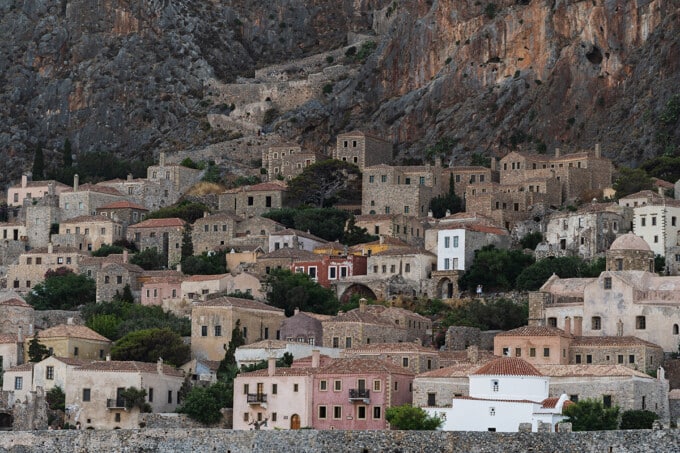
[494,326,573,365]
[1,356,85,405]
[1,362,35,404]
[181,273,233,301]
[7,244,86,293]
[59,176,127,221]
[219,181,288,219]
[332,131,393,171]
[233,356,317,430]
[538,202,632,260]
[618,189,665,209]
[56,215,124,252]
[96,172,186,212]
[413,362,669,424]
[145,152,203,205]
[290,254,367,288]
[280,309,333,347]
[95,261,144,303]
[342,342,439,374]
[0,333,22,372]
[229,216,286,251]
[312,357,414,430]
[255,247,319,277]
[225,247,265,274]
[268,228,327,253]
[353,215,428,247]
[26,324,112,362]
[568,336,664,373]
[0,222,27,243]
[191,212,241,254]
[127,217,185,269]
[361,162,443,218]
[349,235,412,257]
[65,359,185,429]
[424,358,570,433]
[139,272,183,310]
[442,165,500,199]
[0,296,34,337]
[234,340,342,368]
[321,302,410,348]
[95,200,149,230]
[191,296,285,361]
[366,247,436,296]
[7,174,69,207]
[630,198,680,274]
[529,233,680,352]
[23,188,62,248]
[261,143,326,181]
[180,358,221,385]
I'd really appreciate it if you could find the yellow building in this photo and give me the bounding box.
[348,236,411,257]
[26,324,112,362]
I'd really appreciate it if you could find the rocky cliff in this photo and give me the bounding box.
[0,0,678,188]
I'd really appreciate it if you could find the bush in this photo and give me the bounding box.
[91,244,125,257]
[563,398,619,431]
[130,248,166,270]
[322,83,334,94]
[26,269,96,310]
[385,404,443,430]
[178,381,233,425]
[520,231,543,250]
[111,328,190,366]
[485,3,497,19]
[620,410,658,429]
[515,256,604,291]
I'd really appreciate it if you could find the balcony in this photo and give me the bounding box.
[106,398,126,410]
[348,389,370,402]
[247,393,267,404]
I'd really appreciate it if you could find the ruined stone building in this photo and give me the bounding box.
[95,200,149,230]
[261,143,326,181]
[441,165,500,199]
[144,152,203,205]
[354,214,428,247]
[332,131,392,171]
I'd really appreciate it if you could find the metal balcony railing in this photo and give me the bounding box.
[247,393,267,404]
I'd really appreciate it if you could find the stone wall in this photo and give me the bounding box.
[2,428,680,452]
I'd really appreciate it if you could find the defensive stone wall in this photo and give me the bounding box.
[1,429,679,453]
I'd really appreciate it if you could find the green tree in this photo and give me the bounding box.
[86,314,121,340]
[264,207,351,242]
[343,215,377,246]
[217,320,246,380]
[26,269,96,310]
[286,159,361,208]
[145,201,208,223]
[240,352,294,373]
[110,328,190,366]
[441,298,528,331]
[520,231,543,250]
[120,387,152,412]
[130,248,165,270]
[225,290,254,300]
[46,387,66,412]
[178,381,233,424]
[641,155,680,184]
[115,284,135,303]
[515,256,604,291]
[563,398,620,431]
[613,167,654,199]
[655,254,666,274]
[619,409,659,429]
[28,334,50,362]
[181,251,227,275]
[458,245,535,291]
[180,157,200,169]
[429,173,463,218]
[62,139,73,168]
[91,244,125,257]
[265,269,339,316]
[32,143,45,180]
[181,224,194,261]
[385,404,443,430]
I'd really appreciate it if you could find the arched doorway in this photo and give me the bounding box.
[437,278,454,299]
[290,414,300,430]
[340,284,378,303]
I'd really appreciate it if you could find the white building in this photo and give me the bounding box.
[268,229,327,253]
[429,223,509,271]
[235,339,342,368]
[425,357,569,432]
[632,200,680,274]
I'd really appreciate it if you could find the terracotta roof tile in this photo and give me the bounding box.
[238,366,317,377]
[193,296,284,313]
[225,181,288,193]
[36,325,111,342]
[472,357,542,376]
[496,326,572,338]
[63,184,124,196]
[571,336,662,348]
[371,247,436,257]
[0,334,18,343]
[238,339,290,350]
[5,363,34,372]
[345,342,436,354]
[0,298,32,308]
[317,358,414,376]
[75,360,184,377]
[184,273,230,282]
[97,201,149,211]
[128,218,185,229]
[417,363,484,378]
[259,248,318,260]
[534,364,651,378]
[60,215,121,224]
[270,228,327,243]
[326,310,395,327]
[541,397,561,409]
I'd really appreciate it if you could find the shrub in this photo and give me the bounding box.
[620,410,659,429]
[485,3,497,19]
[322,83,334,94]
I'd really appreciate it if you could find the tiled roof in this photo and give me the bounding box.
[535,364,651,378]
[354,214,394,221]
[238,366,317,377]
[5,363,34,372]
[338,130,389,141]
[371,247,436,257]
[36,325,111,342]
[317,358,414,376]
[299,311,334,321]
[416,363,484,378]
[366,305,431,322]
[541,397,561,409]
[571,336,662,348]
[619,190,663,200]
[141,270,184,279]
[353,236,411,248]
[60,215,119,224]
[0,297,32,308]
[97,200,149,211]
[610,233,651,251]
[64,184,124,196]
[193,296,284,313]
[12,180,69,188]
[238,339,290,350]
[326,310,395,327]
[75,360,184,377]
[101,261,145,273]
[496,326,572,338]
[184,273,230,282]
[128,218,185,229]
[24,245,84,255]
[193,212,242,223]
[223,181,288,193]
[346,342,436,354]
[472,357,542,376]
[429,222,508,236]
[259,248,318,260]
[51,357,89,367]
[0,334,18,343]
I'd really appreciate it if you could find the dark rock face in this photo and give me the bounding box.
[0,0,678,188]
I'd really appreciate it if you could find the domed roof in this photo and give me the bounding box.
[609,233,651,252]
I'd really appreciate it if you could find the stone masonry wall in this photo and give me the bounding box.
[2,428,680,453]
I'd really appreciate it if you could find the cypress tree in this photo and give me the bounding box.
[63,138,73,167]
[32,143,45,180]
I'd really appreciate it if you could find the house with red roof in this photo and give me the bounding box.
[424,357,570,432]
[59,175,127,221]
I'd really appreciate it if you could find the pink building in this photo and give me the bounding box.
[139,271,183,307]
[312,357,414,430]
[290,254,368,288]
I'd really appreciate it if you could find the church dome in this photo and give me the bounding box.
[609,233,651,252]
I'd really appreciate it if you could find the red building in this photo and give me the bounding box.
[290,254,367,288]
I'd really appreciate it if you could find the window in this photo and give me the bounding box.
[116,276,122,284]
[243,326,247,338]
[592,316,601,330]
[74,347,79,357]
[492,380,499,392]
[586,355,593,364]
[515,348,521,357]
[404,205,409,214]
[168,391,173,404]
[271,412,277,422]
[373,380,381,392]
[654,235,659,243]
[674,324,679,335]
[57,257,64,264]
[444,237,450,248]
[575,354,582,364]
[201,326,208,337]
[373,406,381,419]
[641,217,646,227]
[332,337,339,348]
[427,393,436,406]
[543,348,550,357]
[82,388,90,401]
[604,277,612,289]
[489,407,496,416]
[603,395,612,408]
[419,176,425,185]
[636,316,646,330]
[369,175,375,183]
[529,348,536,357]
[247,196,254,206]
[265,196,272,208]
[214,325,222,336]
[652,216,657,226]
[36,257,41,265]
[618,355,624,364]
[15,377,23,390]
[629,354,635,364]
[453,236,459,247]
[320,380,328,391]
[381,175,387,183]
[328,267,337,280]
[333,380,342,392]
[243,384,249,394]
[394,381,398,391]
[345,337,352,348]
[402,357,409,367]
[46,366,54,380]
[547,317,557,327]
[270,383,277,394]
[444,258,450,270]
[333,406,342,419]
[293,384,299,392]
[357,406,367,420]
[318,406,327,419]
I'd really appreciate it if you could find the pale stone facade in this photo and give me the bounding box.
[7,175,69,207]
[0,296,34,337]
[354,214,428,247]
[145,152,203,205]
[333,131,393,171]
[262,144,326,181]
[442,165,500,198]
[7,244,86,293]
[219,181,287,219]
[127,218,185,269]
[56,215,124,252]
[0,334,22,371]
[366,247,436,286]
[191,212,241,254]
[26,324,112,362]
[59,176,127,221]
[191,297,285,361]
[343,342,439,374]
[426,221,510,271]
[268,228,327,253]
[95,200,149,230]
[630,198,680,274]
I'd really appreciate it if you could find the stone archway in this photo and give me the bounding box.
[437,278,455,299]
[339,284,378,303]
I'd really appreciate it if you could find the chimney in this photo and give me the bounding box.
[490,159,496,171]
[21,174,28,188]
[555,148,560,158]
[294,308,300,316]
[123,249,128,264]
[659,186,665,196]
[574,316,583,336]
[28,324,34,336]
[67,317,74,326]
[176,263,182,274]
[428,209,434,218]
[434,156,442,167]
[311,349,320,368]
[159,152,166,167]
[594,143,601,158]
[467,345,479,363]
[127,173,133,182]
[157,357,164,374]
[379,235,384,245]
[564,317,571,336]
[17,326,23,343]
[73,174,79,192]
[203,211,209,218]
[106,354,111,361]
[445,209,451,217]
[268,356,276,376]
[48,242,54,254]
[359,298,367,313]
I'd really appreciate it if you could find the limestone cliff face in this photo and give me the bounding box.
[0,0,678,188]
